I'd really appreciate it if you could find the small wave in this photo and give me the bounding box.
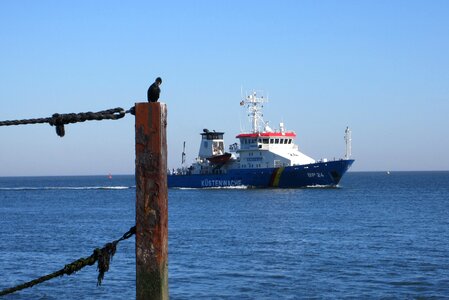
[0,186,133,191]
[208,185,249,190]
[96,186,131,190]
[305,184,340,189]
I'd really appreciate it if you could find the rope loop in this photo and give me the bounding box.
[0,226,136,296]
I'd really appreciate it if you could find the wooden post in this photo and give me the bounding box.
[135,102,168,300]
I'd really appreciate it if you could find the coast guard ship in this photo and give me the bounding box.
[168,92,354,188]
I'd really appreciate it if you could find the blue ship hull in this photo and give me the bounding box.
[168,159,354,188]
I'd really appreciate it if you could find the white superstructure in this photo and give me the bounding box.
[235,91,315,168]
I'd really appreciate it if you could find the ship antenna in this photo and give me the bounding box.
[182,141,186,165]
[243,91,268,133]
[344,127,352,159]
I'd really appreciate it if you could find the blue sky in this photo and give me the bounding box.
[1,0,448,176]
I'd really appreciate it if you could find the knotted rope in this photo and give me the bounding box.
[0,226,136,297]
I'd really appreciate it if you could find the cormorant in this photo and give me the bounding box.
[147,77,162,102]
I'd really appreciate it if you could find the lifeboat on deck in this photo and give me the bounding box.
[206,152,232,165]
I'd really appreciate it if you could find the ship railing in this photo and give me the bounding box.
[169,167,192,175]
[315,157,347,163]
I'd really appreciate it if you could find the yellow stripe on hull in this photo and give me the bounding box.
[272,167,285,187]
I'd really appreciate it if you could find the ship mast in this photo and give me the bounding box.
[344,126,352,159]
[241,91,268,133]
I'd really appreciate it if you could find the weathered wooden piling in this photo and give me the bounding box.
[135,102,168,300]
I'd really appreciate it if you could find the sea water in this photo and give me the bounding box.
[1,172,449,299]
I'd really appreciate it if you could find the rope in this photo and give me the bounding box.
[0,226,136,297]
[0,107,134,137]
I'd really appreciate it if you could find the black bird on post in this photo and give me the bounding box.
[147,77,162,102]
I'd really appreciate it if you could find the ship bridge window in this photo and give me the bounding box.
[270,139,274,144]
[263,138,269,144]
[275,139,279,144]
[288,139,292,144]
